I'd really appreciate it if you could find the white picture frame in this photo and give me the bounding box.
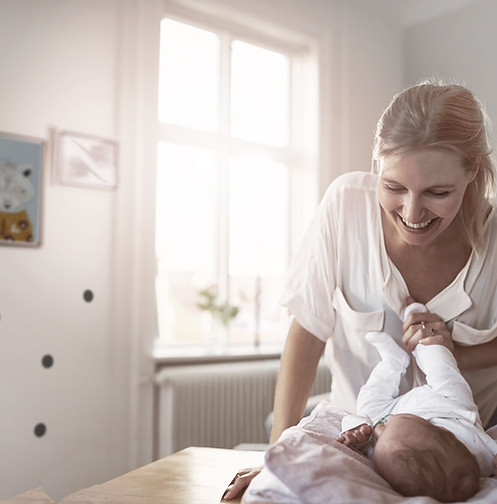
[56,130,118,189]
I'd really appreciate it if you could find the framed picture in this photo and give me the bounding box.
[56,130,118,189]
[0,131,44,247]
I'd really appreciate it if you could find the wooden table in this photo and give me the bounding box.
[2,447,265,503]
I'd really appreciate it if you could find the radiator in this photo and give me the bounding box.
[155,359,331,457]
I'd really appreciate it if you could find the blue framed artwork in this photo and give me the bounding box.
[0,132,44,246]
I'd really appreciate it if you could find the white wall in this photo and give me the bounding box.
[404,0,497,132]
[338,0,403,180]
[0,0,404,499]
[0,0,131,499]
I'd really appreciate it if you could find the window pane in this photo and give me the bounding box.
[155,142,218,343]
[229,276,288,345]
[231,41,289,147]
[158,19,219,131]
[228,155,289,344]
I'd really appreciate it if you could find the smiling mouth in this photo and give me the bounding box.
[400,215,435,230]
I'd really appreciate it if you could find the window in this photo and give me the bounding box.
[155,15,318,351]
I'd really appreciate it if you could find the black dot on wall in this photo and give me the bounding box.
[42,354,54,369]
[34,423,47,438]
[83,290,94,302]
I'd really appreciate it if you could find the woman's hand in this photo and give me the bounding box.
[402,297,454,353]
[223,466,263,500]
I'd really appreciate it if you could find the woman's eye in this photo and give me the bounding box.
[384,184,404,193]
[428,191,450,198]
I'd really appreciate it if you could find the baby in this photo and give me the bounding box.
[338,303,497,502]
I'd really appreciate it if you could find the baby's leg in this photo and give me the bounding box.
[357,332,410,418]
[413,344,476,411]
[366,332,410,368]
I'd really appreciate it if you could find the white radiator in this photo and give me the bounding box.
[155,359,331,457]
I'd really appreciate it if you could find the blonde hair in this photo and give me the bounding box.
[372,79,495,250]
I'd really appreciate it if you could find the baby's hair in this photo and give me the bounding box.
[375,440,480,502]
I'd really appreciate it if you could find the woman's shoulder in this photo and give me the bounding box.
[314,172,380,232]
[325,171,377,194]
[322,171,378,205]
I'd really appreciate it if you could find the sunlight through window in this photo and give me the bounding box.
[155,16,317,352]
[231,41,289,147]
[158,19,219,131]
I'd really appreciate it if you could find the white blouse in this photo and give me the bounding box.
[280,171,497,426]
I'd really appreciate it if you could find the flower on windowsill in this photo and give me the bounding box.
[197,286,239,326]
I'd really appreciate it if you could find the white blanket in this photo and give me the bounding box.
[242,402,497,504]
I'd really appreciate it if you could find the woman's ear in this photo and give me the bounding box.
[468,155,481,182]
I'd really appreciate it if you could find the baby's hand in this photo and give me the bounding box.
[337,423,373,450]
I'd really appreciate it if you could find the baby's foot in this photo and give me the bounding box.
[366,331,410,368]
[403,302,427,321]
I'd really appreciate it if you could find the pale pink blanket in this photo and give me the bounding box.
[242,402,497,504]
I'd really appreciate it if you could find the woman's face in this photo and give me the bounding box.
[378,149,476,248]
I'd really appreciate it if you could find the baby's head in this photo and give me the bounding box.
[373,414,480,502]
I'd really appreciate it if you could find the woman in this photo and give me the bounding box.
[224,80,497,499]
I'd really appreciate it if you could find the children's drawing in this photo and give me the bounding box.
[0,133,44,246]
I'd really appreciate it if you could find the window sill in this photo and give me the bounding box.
[153,343,283,366]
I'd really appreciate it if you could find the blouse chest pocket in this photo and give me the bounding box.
[332,287,384,332]
[452,319,497,346]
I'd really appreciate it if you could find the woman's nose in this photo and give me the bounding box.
[402,193,423,222]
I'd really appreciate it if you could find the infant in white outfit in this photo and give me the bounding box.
[338,303,497,502]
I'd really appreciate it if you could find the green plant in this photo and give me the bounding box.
[197,286,239,326]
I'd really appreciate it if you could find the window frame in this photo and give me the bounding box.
[153,6,319,354]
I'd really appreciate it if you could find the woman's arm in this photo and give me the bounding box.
[270,319,326,443]
[453,338,497,371]
[223,319,325,500]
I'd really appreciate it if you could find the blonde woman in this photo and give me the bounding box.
[225,80,497,500]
